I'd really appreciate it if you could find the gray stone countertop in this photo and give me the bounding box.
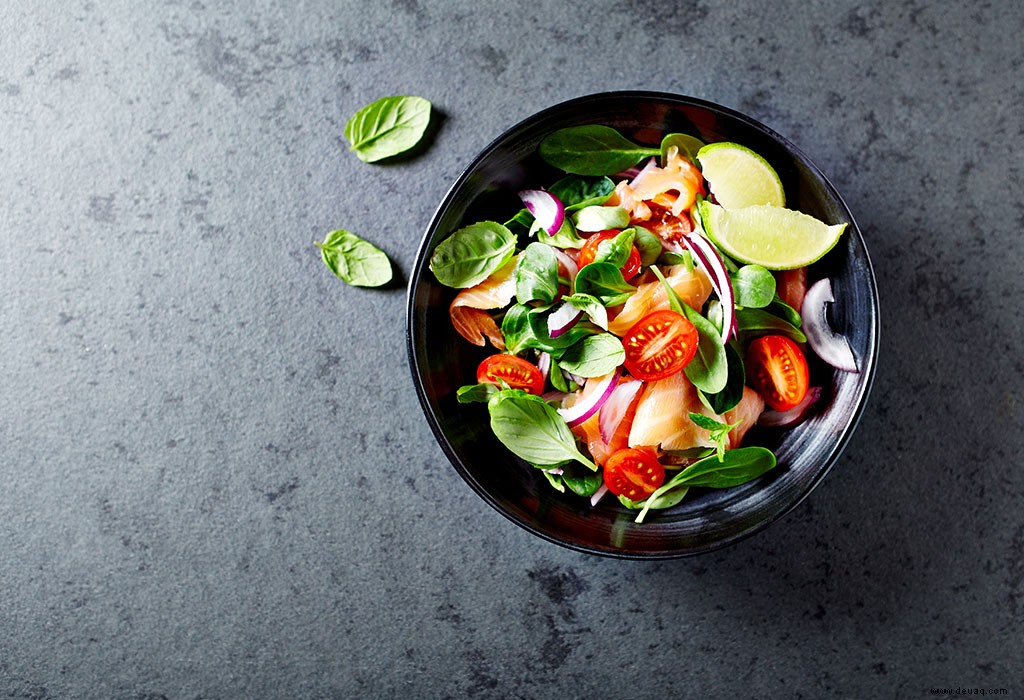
[2,1,1022,698]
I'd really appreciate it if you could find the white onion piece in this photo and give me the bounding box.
[683,233,735,341]
[589,483,609,507]
[598,379,643,444]
[804,278,858,372]
[758,386,823,427]
[550,246,579,283]
[518,189,565,236]
[547,301,583,338]
[557,369,620,428]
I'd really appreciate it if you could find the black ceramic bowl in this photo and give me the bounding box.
[407,91,878,558]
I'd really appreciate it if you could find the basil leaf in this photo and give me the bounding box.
[660,132,705,164]
[735,307,807,344]
[539,217,586,249]
[574,262,635,306]
[560,292,608,330]
[768,296,803,328]
[633,226,663,266]
[635,483,691,524]
[593,228,635,268]
[548,175,615,211]
[526,310,600,357]
[732,265,776,308]
[573,205,630,233]
[344,95,432,163]
[315,229,393,287]
[559,462,603,497]
[672,447,777,488]
[548,355,570,392]
[429,221,516,289]
[456,383,500,404]
[698,341,745,414]
[557,334,625,378]
[505,208,534,237]
[680,302,729,394]
[658,250,693,268]
[539,125,660,176]
[487,390,597,470]
[541,469,567,493]
[515,242,559,304]
[500,303,538,355]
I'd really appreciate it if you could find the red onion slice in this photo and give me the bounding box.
[804,278,858,372]
[589,483,609,507]
[557,369,620,428]
[547,301,583,338]
[550,246,579,284]
[598,379,643,444]
[683,233,736,342]
[536,351,551,380]
[518,189,565,236]
[758,386,822,427]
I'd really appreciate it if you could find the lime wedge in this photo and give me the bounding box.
[699,201,846,270]
[696,142,785,208]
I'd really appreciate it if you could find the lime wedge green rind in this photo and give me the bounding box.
[700,201,846,270]
[696,142,786,209]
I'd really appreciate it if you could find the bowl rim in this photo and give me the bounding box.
[406,90,880,558]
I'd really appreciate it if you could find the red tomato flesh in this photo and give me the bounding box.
[745,335,809,411]
[477,354,545,395]
[621,310,698,381]
[603,447,665,500]
[578,230,642,280]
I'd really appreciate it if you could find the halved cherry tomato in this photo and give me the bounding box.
[621,310,698,381]
[603,447,665,500]
[745,335,809,411]
[477,354,545,395]
[578,230,642,280]
[636,203,693,246]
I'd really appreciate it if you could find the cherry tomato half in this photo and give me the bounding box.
[745,335,809,411]
[637,203,693,245]
[621,310,699,381]
[603,447,665,500]
[578,230,642,280]
[476,354,545,395]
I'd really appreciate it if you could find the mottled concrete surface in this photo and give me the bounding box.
[2,1,1022,698]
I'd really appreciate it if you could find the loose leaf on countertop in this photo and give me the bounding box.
[315,229,393,287]
[344,95,432,163]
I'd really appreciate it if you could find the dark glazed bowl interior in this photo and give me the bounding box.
[407,92,878,558]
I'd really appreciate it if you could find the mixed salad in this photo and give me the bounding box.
[428,124,857,523]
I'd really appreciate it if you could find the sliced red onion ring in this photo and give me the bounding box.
[804,278,858,372]
[598,379,643,444]
[550,246,579,283]
[758,386,822,427]
[557,369,620,428]
[589,483,609,507]
[683,233,735,341]
[547,301,583,338]
[536,351,551,380]
[518,189,565,236]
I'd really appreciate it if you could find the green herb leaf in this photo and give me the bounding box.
[539,125,660,176]
[681,302,730,395]
[344,95,432,163]
[767,296,803,328]
[526,310,600,357]
[548,175,616,211]
[572,205,630,232]
[429,221,516,289]
[574,262,635,306]
[633,226,663,266]
[557,333,626,378]
[500,303,538,355]
[456,383,500,404]
[592,228,636,268]
[735,307,807,344]
[660,132,705,164]
[671,446,777,488]
[515,242,559,304]
[559,462,603,497]
[687,412,737,460]
[487,390,597,470]
[548,355,570,392]
[315,229,393,287]
[539,217,586,249]
[732,265,776,308]
[698,341,746,414]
